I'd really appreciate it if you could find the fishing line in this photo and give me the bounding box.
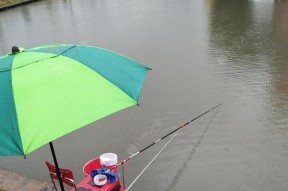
[128,104,223,190]
[126,128,182,191]
[105,102,223,174]
[168,104,222,190]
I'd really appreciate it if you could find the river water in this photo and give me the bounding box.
[0,0,288,190]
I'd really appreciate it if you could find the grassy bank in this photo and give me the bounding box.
[0,0,28,7]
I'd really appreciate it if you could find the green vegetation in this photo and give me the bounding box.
[0,0,28,7]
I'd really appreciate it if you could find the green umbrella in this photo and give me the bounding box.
[0,44,150,190]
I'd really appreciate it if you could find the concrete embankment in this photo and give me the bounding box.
[0,168,54,191]
[0,0,43,11]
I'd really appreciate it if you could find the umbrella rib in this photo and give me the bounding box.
[0,46,77,72]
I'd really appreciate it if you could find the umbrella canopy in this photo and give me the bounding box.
[0,44,150,156]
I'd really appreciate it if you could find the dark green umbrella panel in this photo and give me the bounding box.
[0,44,150,156]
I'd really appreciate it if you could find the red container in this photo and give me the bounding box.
[83,158,118,177]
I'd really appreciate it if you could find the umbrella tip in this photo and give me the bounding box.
[11,46,24,54]
[12,46,20,54]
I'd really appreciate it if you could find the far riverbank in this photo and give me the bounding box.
[0,0,42,11]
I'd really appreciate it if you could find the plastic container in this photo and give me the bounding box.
[100,153,118,167]
[82,158,102,177]
[94,174,107,186]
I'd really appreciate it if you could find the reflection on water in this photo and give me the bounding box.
[267,1,288,126]
[208,0,288,127]
[0,0,288,191]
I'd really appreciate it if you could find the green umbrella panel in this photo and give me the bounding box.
[0,44,150,156]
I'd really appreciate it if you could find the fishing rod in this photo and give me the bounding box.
[126,102,222,190]
[105,102,223,173]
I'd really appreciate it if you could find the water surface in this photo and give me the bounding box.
[0,0,288,190]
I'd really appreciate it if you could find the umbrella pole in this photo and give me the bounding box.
[49,142,65,191]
